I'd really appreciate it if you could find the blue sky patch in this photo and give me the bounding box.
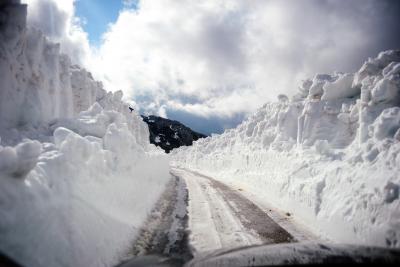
[75,0,138,46]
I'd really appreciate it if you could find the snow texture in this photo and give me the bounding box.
[174,49,400,249]
[0,2,170,267]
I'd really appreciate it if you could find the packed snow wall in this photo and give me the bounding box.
[174,50,400,248]
[0,2,170,267]
[0,0,107,130]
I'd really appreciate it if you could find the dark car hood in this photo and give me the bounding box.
[186,242,400,267]
[117,242,400,267]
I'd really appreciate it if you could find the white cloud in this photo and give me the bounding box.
[158,105,168,118]
[89,0,400,121]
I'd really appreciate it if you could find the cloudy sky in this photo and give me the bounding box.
[23,0,400,134]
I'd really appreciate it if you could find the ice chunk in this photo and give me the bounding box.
[79,102,103,117]
[371,78,400,105]
[354,50,400,86]
[369,107,400,140]
[382,62,400,77]
[53,127,74,147]
[298,79,313,95]
[0,140,41,178]
[309,74,337,97]
[14,140,42,177]
[322,73,358,100]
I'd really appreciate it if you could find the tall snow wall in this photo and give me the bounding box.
[0,2,170,267]
[174,50,400,248]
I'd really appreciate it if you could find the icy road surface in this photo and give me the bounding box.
[171,168,295,256]
[123,168,315,265]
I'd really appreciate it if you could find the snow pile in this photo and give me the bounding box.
[174,50,400,248]
[0,2,170,267]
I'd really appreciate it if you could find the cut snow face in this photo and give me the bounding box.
[0,2,170,267]
[142,115,207,153]
[173,49,400,249]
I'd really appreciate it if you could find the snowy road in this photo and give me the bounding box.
[122,168,299,266]
[171,168,295,256]
[124,175,190,265]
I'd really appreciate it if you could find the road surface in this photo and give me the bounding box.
[121,168,312,266]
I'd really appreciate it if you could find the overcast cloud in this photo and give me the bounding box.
[23,0,400,134]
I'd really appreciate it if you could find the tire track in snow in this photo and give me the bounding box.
[124,175,191,264]
[171,168,295,256]
[123,168,296,265]
[209,177,295,244]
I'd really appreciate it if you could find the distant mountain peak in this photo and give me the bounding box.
[142,115,207,153]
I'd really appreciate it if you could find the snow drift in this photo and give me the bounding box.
[174,50,400,248]
[0,1,170,267]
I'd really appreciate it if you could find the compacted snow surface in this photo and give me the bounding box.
[0,2,170,267]
[173,50,400,249]
[171,168,296,256]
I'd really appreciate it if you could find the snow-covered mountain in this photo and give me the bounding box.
[142,115,207,153]
[173,50,400,248]
[0,2,170,267]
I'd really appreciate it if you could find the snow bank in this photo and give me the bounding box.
[174,50,400,248]
[0,2,170,267]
